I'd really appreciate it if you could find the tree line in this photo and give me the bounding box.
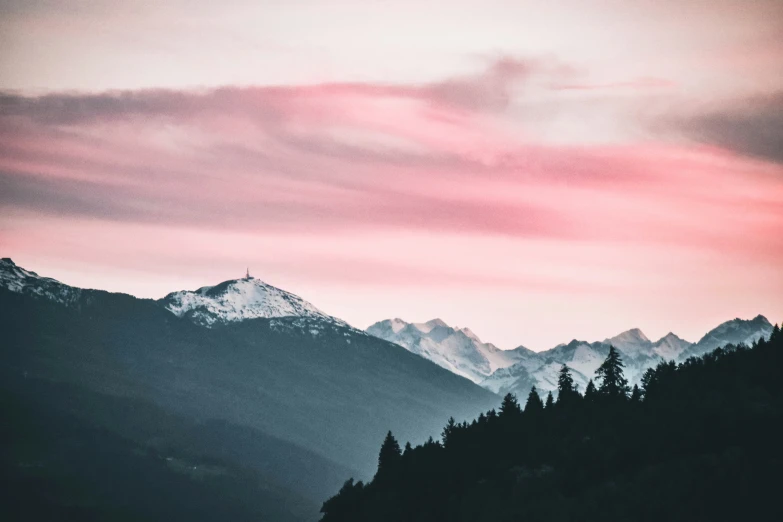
[321,323,783,521]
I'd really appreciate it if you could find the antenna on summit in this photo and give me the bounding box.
[246,267,251,279]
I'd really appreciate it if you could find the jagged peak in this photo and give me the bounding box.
[655,332,689,344]
[410,318,450,333]
[425,318,449,328]
[606,328,650,343]
[458,327,482,343]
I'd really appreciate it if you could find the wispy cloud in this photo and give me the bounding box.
[665,91,783,165]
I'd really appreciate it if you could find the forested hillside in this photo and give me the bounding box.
[322,323,783,522]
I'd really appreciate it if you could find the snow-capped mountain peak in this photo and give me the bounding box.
[159,276,347,327]
[604,328,650,353]
[681,315,773,358]
[0,257,82,305]
[410,318,449,333]
[366,318,526,384]
[651,332,691,360]
[458,327,481,343]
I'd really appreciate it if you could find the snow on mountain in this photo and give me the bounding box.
[480,318,774,398]
[159,275,348,327]
[683,315,773,359]
[1,259,352,332]
[603,328,651,355]
[0,258,82,305]
[366,318,530,384]
[652,332,692,360]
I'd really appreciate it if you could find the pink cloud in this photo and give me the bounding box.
[551,76,677,91]
[2,59,783,348]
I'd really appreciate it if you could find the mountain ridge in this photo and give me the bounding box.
[368,315,774,398]
[1,257,498,520]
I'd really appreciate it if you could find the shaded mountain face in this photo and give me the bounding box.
[367,318,534,384]
[1,259,497,520]
[367,312,774,401]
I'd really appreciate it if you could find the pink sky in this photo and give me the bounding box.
[1,0,782,349]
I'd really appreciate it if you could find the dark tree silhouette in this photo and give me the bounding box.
[545,391,554,409]
[321,325,783,522]
[595,345,630,398]
[376,431,401,479]
[441,417,457,446]
[584,379,597,401]
[498,393,521,417]
[557,364,579,404]
[524,387,544,414]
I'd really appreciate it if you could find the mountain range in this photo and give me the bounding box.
[2,256,775,520]
[0,258,496,521]
[367,315,774,398]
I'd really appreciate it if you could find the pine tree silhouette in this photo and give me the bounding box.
[584,379,597,401]
[557,364,578,404]
[499,393,521,417]
[376,431,401,479]
[595,346,630,398]
[545,391,554,409]
[441,417,457,446]
[524,387,544,414]
[320,329,783,522]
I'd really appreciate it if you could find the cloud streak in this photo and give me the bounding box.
[2,55,783,349]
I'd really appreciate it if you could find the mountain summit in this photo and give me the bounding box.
[0,257,82,305]
[160,276,347,327]
[366,318,533,384]
[368,313,775,398]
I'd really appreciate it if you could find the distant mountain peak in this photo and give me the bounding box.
[458,327,481,342]
[410,318,449,333]
[606,328,650,344]
[1,257,82,304]
[684,314,774,358]
[160,277,347,327]
[366,317,527,384]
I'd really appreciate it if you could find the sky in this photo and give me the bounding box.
[1,0,782,350]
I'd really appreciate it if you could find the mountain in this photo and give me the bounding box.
[366,311,773,401]
[652,332,692,360]
[0,257,83,304]
[603,328,651,355]
[320,329,783,522]
[160,275,347,327]
[1,258,497,521]
[483,319,771,399]
[682,315,773,359]
[366,318,533,384]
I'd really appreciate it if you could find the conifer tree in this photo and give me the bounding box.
[524,386,544,413]
[557,364,578,404]
[377,431,401,478]
[630,384,642,402]
[640,367,656,396]
[545,391,554,409]
[441,417,457,446]
[584,379,597,401]
[499,393,521,417]
[595,346,630,398]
